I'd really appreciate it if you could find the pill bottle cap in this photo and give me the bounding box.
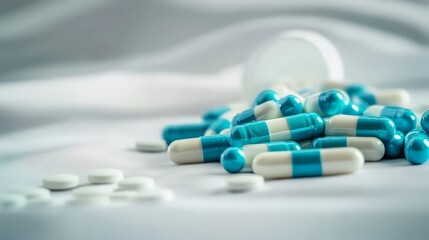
[243,30,344,101]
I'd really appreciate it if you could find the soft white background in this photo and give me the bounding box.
[0,0,429,239]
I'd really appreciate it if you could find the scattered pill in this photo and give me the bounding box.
[162,122,210,145]
[229,113,325,147]
[363,105,417,134]
[232,95,303,126]
[311,136,385,161]
[135,189,174,203]
[304,90,349,117]
[325,115,396,141]
[118,177,155,191]
[404,129,429,165]
[253,147,364,179]
[422,110,429,134]
[88,168,124,184]
[226,174,264,192]
[168,135,230,164]
[221,142,301,173]
[383,131,404,158]
[8,187,50,202]
[0,193,27,210]
[135,139,167,152]
[43,174,79,190]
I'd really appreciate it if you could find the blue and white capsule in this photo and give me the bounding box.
[311,136,384,161]
[252,148,364,179]
[322,81,369,97]
[404,129,429,165]
[421,109,429,134]
[383,131,404,159]
[163,122,210,145]
[364,105,417,134]
[221,142,301,174]
[325,115,396,141]
[229,113,325,147]
[353,89,410,107]
[304,89,349,117]
[253,83,304,106]
[232,95,303,126]
[167,135,230,164]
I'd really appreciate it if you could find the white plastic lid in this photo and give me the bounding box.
[242,30,344,101]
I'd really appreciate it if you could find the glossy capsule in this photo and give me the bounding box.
[232,95,303,126]
[167,135,230,164]
[162,122,210,145]
[342,102,362,115]
[252,148,364,179]
[311,136,385,161]
[404,129,429,165]
[322,82,368,97]
[304,90,349,117]
[422,110,429,134]
[221,142,301,173]
[353,89,411,107]
[253,83,304,106]
[229,113,325,147]
[205,109,245,136]
[364,105,417,134]
[325,115,396,141]
[383,131,404,158]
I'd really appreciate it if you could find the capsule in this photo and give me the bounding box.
[304,90,349,117]
[162,122,210,145]
[404,129,429,165]
[383,131,404,159]
[322,81,369,97]
[232,96,303,126]
[253,83,304,106]
[252,148,364,179]
[422,110,429,134]
[221,142,301,174]
[167,135,230,164]
[363,105,417,134]
[229,113,325,147]
[311,136,384,161]
[342,102,362,116]
[202,102,249,122]
[205,109,245,136]
[353,89,410,107]
[325,115,396,141]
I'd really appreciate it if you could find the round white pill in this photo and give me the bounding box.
[226,174,265,192]
[72,185,114,199]
[118,177,155,191]
[135,189,174,203]
[111,191,137,202]
[88,168,124,184]
[0,193,27,210]
[9,187,50,201]
[43,174,79,190]
[135,140,167,152]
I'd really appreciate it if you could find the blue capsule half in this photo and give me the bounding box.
[364,105,417,134]
[304,90,349,117]
[229,113,325,147]
[163,122,210,145]
[383,131,404,159]
[422,110,429,134]
[404,130,429,165]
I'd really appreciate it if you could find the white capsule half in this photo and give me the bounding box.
[252,147,364,179]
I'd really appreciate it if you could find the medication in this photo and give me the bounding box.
[202,102,249,122]
[135,139,167,152]
[342,102,362,115]
[253,84,303,106]
[311,136,385,161]
[363,105,417,134]
[353,89,410,107]
[252,147,364,179]
[322,81,368,97]
[221,142,301,173]
[168,135,230,164]
[88,168,124,184]
[205,110,243,135]
[118,177,155,191]
[325,115,396,141]
[404,129,429,165]
[232,95,303,126]
[422,110,429,134]
[229,113,324,147]
[226,174,264,192]
[8,187,50,202]
[162,122,210,145]
[43,174,79,190]
[0,193,27,210]
[135,189,174,202]
[304,89,349,117]
[383,131,404,158]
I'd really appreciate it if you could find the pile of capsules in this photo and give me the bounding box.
[164,81,429,179]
